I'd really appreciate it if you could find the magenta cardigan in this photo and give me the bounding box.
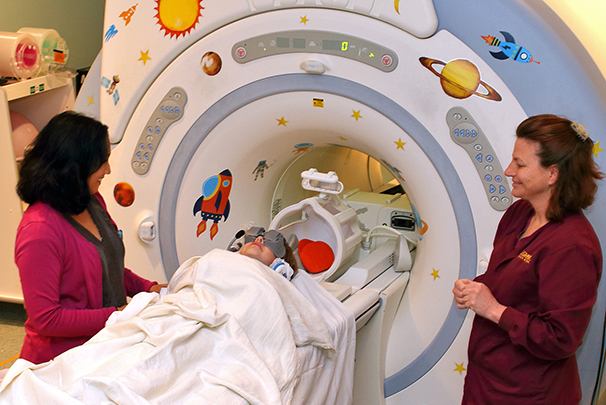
[15,193,157,364]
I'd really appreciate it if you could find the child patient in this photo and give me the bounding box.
[238,229,298,280]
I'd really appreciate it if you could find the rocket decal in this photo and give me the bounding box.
[193,169,232,240]
[482,31,539,64]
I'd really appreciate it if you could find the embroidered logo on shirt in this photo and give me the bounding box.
[518,250,532,264]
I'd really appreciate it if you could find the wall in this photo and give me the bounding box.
[542,0,606,80]
[0,0,105,71]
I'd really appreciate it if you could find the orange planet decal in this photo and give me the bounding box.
[201,51,222,76]
[420,57,502,102]
[155,0,204,39]
[114,182,135,207]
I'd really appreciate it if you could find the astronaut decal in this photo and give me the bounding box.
[252,160,269,180]
[193,169,233,240]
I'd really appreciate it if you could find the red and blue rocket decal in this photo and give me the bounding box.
[193,169,232,240]
[482,31,539,64]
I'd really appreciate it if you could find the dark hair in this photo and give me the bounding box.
[283,239,299,276]
[17,111,110,215]
[516,114,604,220]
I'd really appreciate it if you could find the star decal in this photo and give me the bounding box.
[277,117,288,126]
[351,110,362,121]
[593,140,604,158]
[87,96,94,105]
[395,138,406,150]
[300,16,309,24]
[454,363,466,375]
[139,50,151,65]
[431,268,440,280]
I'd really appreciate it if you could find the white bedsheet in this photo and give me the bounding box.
[0,249,354,404]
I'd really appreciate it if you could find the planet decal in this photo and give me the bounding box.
[114,182,135,207]
[201,51,222,75]
[420,57,502,102]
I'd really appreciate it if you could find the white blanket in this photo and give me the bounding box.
[0,249,338,405]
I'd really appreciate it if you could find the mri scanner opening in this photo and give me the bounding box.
[270,145,419,282]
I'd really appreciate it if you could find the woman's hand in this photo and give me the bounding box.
[453,279,506,324]
[149,283,168,293]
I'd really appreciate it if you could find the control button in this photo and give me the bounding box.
[148,144,154,150]
[491,196,499,203]
[381,54,393,67]
[146,135,154,142]
[133,161,140,168]
[486,155,494,163]
[465,129,471,137]
[144,152,150,160]
[454,129,459,137]
[453,113,462,120]
[485,165,494,172]
[136,151,141,159]
[156,118,163,124]
[169,106,174,114]
[475,153,483,163]
[147,126,153,133]
[156,126,161,134]
[139,143,145,150]
[474,144,483,151]
[175,107,180,114]
[499,185,506,194]
[472,130,477,138]
[495,175,502,183]
[173,92,181,100]
[502,197,510,204]
[160,106,165,113]
[484,174,492,182]
[141,162,148,169]
[235,46,247,58]
[489,184,496,194]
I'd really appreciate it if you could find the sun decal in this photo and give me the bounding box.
[154,0,204,39]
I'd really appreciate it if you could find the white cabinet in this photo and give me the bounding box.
[0,71,75,302]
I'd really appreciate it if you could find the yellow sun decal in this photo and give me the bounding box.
[155,0,204,39]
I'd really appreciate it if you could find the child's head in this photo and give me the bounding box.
[239,230,298,274]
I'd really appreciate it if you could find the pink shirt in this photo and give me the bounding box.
[15,194,156,364]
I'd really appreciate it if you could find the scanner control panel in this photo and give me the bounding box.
[131,87,188,175]
[446,106,512,211]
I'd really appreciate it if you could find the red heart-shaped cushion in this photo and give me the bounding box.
[298,239,335,273]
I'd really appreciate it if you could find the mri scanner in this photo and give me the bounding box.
[73,0,606,403]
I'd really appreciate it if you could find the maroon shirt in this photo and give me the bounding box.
[463,200,601,405]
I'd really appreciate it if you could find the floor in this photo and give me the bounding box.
[0,301,26,370]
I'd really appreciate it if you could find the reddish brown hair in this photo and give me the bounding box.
[516,114,604,220]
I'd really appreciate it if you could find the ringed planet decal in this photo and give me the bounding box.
[155,0,204,39]
[420,57,502,102]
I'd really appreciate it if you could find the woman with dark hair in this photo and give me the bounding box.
[453,114,603,404]
[15,111,165,364]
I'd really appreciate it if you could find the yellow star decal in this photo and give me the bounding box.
[454,363,466,375]
[87,96,94,105]
[395,138,406,150]
[339,136,348,141]
[277,117,288,126]
[139,50,151,65]
[431,268,440,280]
[593,140,604,158]
[300,16,309,24]
[351,110,362,121]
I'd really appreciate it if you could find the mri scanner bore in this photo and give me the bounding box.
[64,0,606,403]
